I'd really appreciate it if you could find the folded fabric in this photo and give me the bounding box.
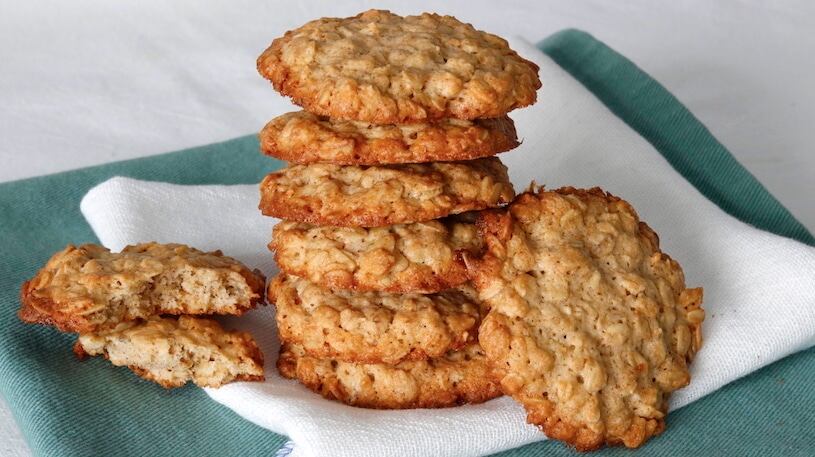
[79,38,815,457]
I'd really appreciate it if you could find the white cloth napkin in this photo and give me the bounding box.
[79,40,815,457]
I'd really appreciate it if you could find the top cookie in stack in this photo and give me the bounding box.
[256,10,539,410]
[256,9,540,124]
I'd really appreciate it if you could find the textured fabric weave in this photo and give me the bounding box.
[0,30,811,456]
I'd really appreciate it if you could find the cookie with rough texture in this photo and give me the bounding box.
[257,10,541,123]
[258,158,514,227]
[74,315,264,388]
[267,274,481,364]
[259,111,519,165]
[467,187,704,450]
[19,243,266,333]
[270,216,483,293]
[277,342,501,409]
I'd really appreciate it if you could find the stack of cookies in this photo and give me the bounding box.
[256,9,705,451]
[256,10,541,409]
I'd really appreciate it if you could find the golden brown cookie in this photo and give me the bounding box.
[466,187,704,450]
[277,342,501,409]
[258,158,514,227]
[257,10,541,123]
[267,274,481,364]
[269,216,483,294]
[74,315,264,388]
[259,111,519,165]
[19,243,266,333]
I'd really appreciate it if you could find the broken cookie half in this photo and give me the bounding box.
[74,315,264,388]
[19,242,265,333]
[19,242,267,388]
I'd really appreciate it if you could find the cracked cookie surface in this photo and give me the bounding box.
[267,274,481,364]
[270,216,482,293]
[258,10,541,123]
[277,342,501,409]
[258,158,514,227]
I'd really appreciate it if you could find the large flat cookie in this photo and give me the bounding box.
[19,243,266,333]
[260,111,519,165]
[277,342,501,409]
[74,315,264,388]
[467,187,704,450]
[267,274,481,364]
[257,10,540,123]
[258,158,514,227]
[270,216,483,293]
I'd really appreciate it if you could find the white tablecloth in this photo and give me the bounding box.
[2,1,814,455]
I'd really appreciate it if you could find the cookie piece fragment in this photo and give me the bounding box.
[270,217,483,293]
[260,111,519,165]
[74,315,265,388]
[277,342,501,409]
[257,10,541,123]
[258,158,514,227]
[267,274,481,364]
[19,243,266,333]
[467,187,704,450]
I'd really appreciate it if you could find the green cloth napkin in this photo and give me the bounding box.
[0,29,812,457]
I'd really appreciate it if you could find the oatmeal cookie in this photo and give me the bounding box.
[259,111,519,165]
[277,342,501,409]
[74,315,264,388]
[267,274,481,364]
[257,10,541,123]
[19,243,266,333]
[270,216,483,293]
[467,187,704,450]
[258,158,514,227]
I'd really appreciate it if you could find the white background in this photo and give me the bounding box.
[1,1,813,455]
